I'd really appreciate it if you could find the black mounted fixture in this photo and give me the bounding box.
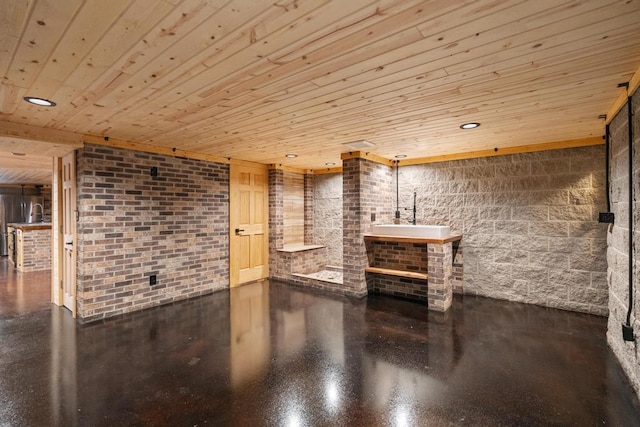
[150,166,158,177]
[599,123,614,224]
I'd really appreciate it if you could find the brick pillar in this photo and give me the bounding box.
[427,242,453,311]
[342,157,393,295]
[304,174,314,245]
[269,168,284,279]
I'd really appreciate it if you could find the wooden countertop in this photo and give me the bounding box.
[364,234,462,244]
[8,223,52,231]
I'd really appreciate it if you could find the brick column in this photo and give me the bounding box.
[269,168,284,279]
[427,242,453,311]
[304,174,314,245]
[342,157,393,296]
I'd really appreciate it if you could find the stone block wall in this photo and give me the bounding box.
[75,144,229,322]
[607,90,640,398]
[314,173,343,267]
[399,145,608,315]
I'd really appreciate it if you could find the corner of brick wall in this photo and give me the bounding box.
[75,144,229,322]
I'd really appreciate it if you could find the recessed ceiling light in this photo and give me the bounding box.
[394,154,407,159]
[325,162,336,166]
[285,154,297,158]
[11,152,26,156]
[460,122,480,129]
[23,96,56,107]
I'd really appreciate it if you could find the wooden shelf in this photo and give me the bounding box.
[365,267,428,280]
[364,234,462,244]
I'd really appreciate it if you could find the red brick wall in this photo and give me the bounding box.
[76,144,229,322]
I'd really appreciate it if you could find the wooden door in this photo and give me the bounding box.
[62,151,76,315]
[230,164,269,287]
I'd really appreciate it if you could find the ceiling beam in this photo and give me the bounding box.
[607,65,640,124]
[397,137,604,166]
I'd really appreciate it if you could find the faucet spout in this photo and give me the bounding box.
[32,203,44,222]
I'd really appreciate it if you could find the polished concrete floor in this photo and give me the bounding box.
[1,261,640,426]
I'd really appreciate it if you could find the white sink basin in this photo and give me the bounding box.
[370,224,451,238]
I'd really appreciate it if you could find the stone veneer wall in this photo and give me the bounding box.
[399,145,608,315]
[313,173,343,267]
[342,158,393,294]
[75,144,229,322]
[607,89,640,398]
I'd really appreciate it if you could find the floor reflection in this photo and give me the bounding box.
[230,280,270,388]
[1,278,639,426]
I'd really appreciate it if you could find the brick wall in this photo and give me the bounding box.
[304,174,314,245]
[607,90,640,398]
[19,228,51,272]
[343,158,393,294]
[75,144,229,322]
[399,145,608,315]
[313,173,343,267]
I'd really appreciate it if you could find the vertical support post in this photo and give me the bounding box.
[427,242,453,312]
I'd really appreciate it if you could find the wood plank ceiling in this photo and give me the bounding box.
[1,0,640,183]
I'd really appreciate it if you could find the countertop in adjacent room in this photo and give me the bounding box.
[7,223,52,231]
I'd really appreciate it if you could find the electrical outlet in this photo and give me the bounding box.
[149,275,157,286]
[371,213,376,222]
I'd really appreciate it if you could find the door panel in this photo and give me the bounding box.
[230,164,269,287]
[62,152,76,315]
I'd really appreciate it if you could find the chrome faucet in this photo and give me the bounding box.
[32,203,44,222]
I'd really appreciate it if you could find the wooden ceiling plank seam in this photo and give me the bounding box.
[43,0,178,127]
[194,102,602,155]
[158,11,636,142]
[105,5,640,147]
[131,0,520,130]
[28,0,144,101]
[65,0,330,132]
[177,49,635,144]
[5,0,86,90]
[0,0,36,81]
[74,0,246,111]
[104,0,429,129]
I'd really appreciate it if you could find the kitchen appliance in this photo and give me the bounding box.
[0,187,44,257]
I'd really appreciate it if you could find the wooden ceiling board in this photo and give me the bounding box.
[0,0,638,176]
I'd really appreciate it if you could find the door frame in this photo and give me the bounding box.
[52,151,77,317]
[229,162,269,287]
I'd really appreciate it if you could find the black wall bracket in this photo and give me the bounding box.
[598,212,615,224]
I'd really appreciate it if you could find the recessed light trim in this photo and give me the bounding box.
[23,96,56,107]
[285,154,297,158]
[394,154,407,159]
[325,162,336,166]
[460,122,480,129]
